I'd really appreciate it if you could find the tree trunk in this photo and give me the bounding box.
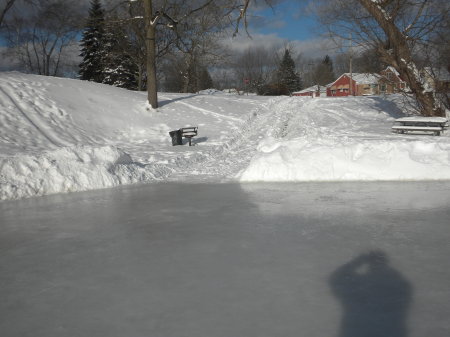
[144,0,158,108]
[138,64,143,91]
[0,0,15,27]
[182,56,194,93]
[359,0,445,117]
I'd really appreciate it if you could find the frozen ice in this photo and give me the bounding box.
[1,182,450,337]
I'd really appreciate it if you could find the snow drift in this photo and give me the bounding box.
[239,138,450,181]
[239,96,450,182]
[0,72,259,200]
[1,72,450,201]
[0,146,170,200]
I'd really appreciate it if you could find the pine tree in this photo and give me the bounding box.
[197,67,213,91]
[79,0,106,82]
[276,49,302,94]
[314,55,335,86]
[101,24,138,90]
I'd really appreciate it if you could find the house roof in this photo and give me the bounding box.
[384,66,400,76]
[293,85,327,94]
[330,73,381,86]
[347,73,381,84]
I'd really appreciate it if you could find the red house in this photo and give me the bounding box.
[327,73,381,96]
[327,74,357,97]
[378,66,409,93]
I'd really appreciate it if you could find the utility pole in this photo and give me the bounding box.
[349,53,353,96]
[349,33,353,96]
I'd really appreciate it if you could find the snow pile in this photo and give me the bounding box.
[239,97,450,182]
[240,138,450,181]
[1,72,450,200]
[197,88,222,95]
[0,72,262,200]
[0,146,170,200]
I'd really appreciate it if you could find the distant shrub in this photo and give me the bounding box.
[257,83,290,96]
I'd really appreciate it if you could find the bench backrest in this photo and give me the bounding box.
[180,127,198,136]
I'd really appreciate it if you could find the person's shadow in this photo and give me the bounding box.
[329,250,412,337]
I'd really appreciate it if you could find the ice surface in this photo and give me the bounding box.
[1,182,450,337]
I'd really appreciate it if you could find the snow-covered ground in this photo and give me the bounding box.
[1,72,450,200]
[239,96,450,182]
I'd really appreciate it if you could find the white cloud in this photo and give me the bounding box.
[221,32,338,59]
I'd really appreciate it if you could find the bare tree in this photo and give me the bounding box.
[125,0,254,108]
[138,0,218,107]
[174,4,232,93]
[232,46,277,92]
[313,0,449,116]
[0,0,16,27]
[4,0,83,76]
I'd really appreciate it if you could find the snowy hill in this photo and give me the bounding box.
[240,96,450,181]
[1,72,450,200]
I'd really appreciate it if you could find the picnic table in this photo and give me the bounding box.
[391,117,448,136]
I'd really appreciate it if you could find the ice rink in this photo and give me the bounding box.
[1,182,450,337]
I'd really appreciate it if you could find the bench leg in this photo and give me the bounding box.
[188,138,192,146]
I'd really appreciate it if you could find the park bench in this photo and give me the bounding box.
[169,126,198,146]
[391,117,448,136]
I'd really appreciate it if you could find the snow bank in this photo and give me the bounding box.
[239,137,450,182]
[197,89,222,95]
[2,72,450,199]
[0,72,258,200]
[0,146,170,200]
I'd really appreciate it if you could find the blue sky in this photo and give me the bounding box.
[252,1,319,41]
[1,0,333,70]
[225,1,334,59]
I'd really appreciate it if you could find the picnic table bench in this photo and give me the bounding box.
[169,126,198,146]
[391,117,448,136]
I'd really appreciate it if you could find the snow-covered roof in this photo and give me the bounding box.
[293,85,327,94]
[346,73,381,84]
[384,66,400,76]
[330,73,381,86]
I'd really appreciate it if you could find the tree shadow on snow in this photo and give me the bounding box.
[329,250,412,337]
[366,96,406,119]
[158,94,198,107]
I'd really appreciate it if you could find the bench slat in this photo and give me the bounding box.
[395,117,448,123]
[392,126,443,131]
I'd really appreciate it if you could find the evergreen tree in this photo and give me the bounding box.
[276,49,302,94]
[79,0,105,82]
[314,55,335,85]
[101,24,138,90]
[197,67,213,90]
